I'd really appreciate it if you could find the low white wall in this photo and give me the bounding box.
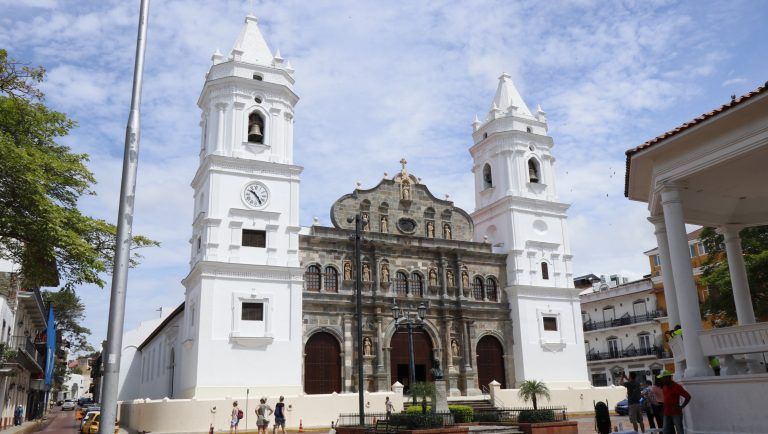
[118,389,403,434]
[490,383,627,414]
[682,373,768,434]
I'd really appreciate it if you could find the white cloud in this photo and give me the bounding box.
[3,0,766,348]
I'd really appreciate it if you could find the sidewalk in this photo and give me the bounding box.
[0,418,47,434]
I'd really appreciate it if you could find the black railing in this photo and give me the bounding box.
[583,310,666,331]
[586,345,671,361]
[474,406,568,423]
[9,335,43,371]
[337,412,454,427]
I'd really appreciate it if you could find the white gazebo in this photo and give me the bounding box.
[626,81,768,434]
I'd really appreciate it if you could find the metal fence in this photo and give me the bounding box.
[583,310,666,331]
[474,406,568,423]
[337,411,454,427]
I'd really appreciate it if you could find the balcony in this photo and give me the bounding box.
[7,336,44,373]
[586,345,672,362]
[583,310,666,332]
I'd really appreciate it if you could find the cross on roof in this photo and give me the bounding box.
[400,158,407,170]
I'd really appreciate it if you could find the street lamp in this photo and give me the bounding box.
[347,214,365,426]
[391,301,427,405]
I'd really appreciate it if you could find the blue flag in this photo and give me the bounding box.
[44,306,55,386]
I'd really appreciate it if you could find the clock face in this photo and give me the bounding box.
[243,182,269,209]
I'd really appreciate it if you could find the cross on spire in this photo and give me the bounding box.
[400,158,407,170]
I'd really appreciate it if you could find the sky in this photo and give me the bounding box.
[1,0,767,350]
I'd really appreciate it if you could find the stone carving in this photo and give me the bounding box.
[362,262,371,281]
[446,270,455,287]
[381,264,390,283]
[426,221,435,238]
[401,180,411,200]
[363,337,373,356]
[443,223,452,240]
[430,359,443,380]
[451,339,460,357]
[380,215,388,233]
[361,212,370,231]
[428,268,438,287]
[344,261,353,281]
[461,270,469,289]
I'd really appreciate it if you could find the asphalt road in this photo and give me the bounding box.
[39,408,80,433]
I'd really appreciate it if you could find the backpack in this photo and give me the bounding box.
[237,409,244,420]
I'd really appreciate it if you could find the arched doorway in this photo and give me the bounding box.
[304,332,342,394]
[476,335,506,389]
[390,329,433,393]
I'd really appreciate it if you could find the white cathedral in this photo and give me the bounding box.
[116,14,592,429]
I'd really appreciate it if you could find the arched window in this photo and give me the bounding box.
[472,276,484,300]
[486,277,498,301]
[528,158,540,183]
[324,266,338,293]
[483,164,493,189]
[541,262,549,280]
[395,271,409,296]
[305,265,321,291]
[247,112,265,144]
[411,272,424,297]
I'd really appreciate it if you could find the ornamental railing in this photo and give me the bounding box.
[474,406,568,423]
[586,345,671,362]
[583,310,666,331]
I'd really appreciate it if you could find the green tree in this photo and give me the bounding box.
[518,380,550,410]
[43,290,92,353]
[0,49,158,291]
[408,382,436,414]
[699,226,768,325]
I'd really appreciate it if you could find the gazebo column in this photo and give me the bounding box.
[649,216,685,378]
[660,186,711,377]
[717,225,762,373]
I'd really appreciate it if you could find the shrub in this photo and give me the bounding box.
[448,405,474,423]
[389,413,445,429]
[473,410,500,423]
[405,405,429,414]
[518,409,555,423]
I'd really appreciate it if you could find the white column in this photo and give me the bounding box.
[214,102,227,154]
[717,225,757,325]
[649,216,680,329]
[660,186,712,377]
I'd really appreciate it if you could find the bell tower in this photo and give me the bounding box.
[470,73,589,387]
[178,15,304,398]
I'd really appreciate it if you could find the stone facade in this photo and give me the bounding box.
[300,164,513,396]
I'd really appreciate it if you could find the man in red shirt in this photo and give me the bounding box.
[657,370,691,434]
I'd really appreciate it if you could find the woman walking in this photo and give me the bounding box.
[256,397,274,434]
[230,401,242,434]
[273,396,286,434]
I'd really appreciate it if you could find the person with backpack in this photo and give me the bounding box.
[256,397,273,434]
[230,401,243,434]
[273,396,286,434]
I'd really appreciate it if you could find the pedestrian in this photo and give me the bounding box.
[658,370,690,434]
[641,380,658,429]
[13,405,23,426]
[385,396,394,420]
[650,378,665,428]
[709,357,720,376]
[620,371,645,433]
[230,401,243,434]
[273,396,286,434]
[256,397,273,434]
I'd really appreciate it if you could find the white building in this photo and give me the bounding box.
[116,14,618,432]
[579,276,671,387]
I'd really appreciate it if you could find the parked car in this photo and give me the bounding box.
[615,398,649,416]
[80,411,99,434]
[62,399,76,411]
[80,407,101,431]
[84,413,119,434]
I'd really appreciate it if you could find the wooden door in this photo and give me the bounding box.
[304,332,341,394]
[476,335,506,389]
[390,330,433,393]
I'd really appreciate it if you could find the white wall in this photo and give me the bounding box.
[490,384,626,414]
[118,308,176,401]
[681,373,768,434]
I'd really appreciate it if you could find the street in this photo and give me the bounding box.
[39,408,80,433]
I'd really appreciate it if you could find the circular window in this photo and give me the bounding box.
[254,96,262,104]
[533,219,548,234]
[397,217,417,234]
[529,145,535,152]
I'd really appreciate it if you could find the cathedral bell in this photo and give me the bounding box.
[248,123,263,143]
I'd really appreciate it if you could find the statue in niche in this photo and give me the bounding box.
[361,212,370,231]
[363,337,373,356]
[429,269,438,287]
[426,221,435,238]
[431,359,443,380]
[362,262,371,281]
[380,215,388,233]
[446,270,455,286]
[461,271,469,289]
[401,180,411,200]
[451,339,460,357]
[381,264,390,283]
[344,261,353,281]
[443,223,452,240]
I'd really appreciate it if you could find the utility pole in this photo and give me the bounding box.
[99,1,150,433]
[354,214,365,426]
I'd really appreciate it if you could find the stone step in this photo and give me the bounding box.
[468,426,523,434]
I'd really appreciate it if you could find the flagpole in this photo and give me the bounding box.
[99,1,151,433]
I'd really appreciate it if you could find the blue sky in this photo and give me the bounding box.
[2,0,767,350]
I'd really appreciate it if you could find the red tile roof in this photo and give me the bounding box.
[624,81,768,197]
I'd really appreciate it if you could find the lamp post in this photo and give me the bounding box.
[391,301,427,405]
[347,214,365,426]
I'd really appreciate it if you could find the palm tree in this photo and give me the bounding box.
[517,380,551,410]
[409,382,436,414]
